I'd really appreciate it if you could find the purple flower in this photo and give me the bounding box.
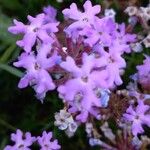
[63,0,100,41]
[80,18,116,47]
[94,45,126,88]
[63,0,100,24]
[8,13,59,52]
[114,23,136,53]
[37,131,61,150]
[4,129,36,150]
[123,100,150,136]
[43,5,57,23]
[136,55,150,90]
[14,44,60,100]
[58,53,108,122]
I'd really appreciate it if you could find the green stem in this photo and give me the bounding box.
[0,44,16,63]
[0,118,16,131]
[0,63,23,78]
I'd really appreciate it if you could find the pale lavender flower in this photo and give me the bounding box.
[8,13,59,52]
[123,100,150,136]
[63,0,100,25]
[81,17,135,50]
[94,46,126,88]
[125,6,138,16]
[63,0,100,40]
[4,129,35,150]
[37,131,61,150]
[100,122,115,142]
[43,5,57,23]
[58,53,107,122]
[136,55,150,90]
[80,18,116,47]
[14,44,60,100]
[114,23,136,53]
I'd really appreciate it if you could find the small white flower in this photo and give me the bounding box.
[68,122,78,132]
[143,34,150,48]
[140,7,150,21]
[54,109,78,133]
[125,6,138,16]
[89,138,102,146]
[62,47,67,54]
[131,43,143,52]
[100,122,115,142]
[54,109,71,130]
[105,9,116,19]
[85,123,93,136]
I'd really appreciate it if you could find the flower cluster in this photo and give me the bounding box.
[8,6,60,101]
[123,99,150,136]
[4,129,61,150]
[125,4,150,48]
[57,0,135,122]
[7,0,150,150]
[54,109,78,137]
[8,1,136,121]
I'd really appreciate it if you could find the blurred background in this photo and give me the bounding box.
[0,0,149,149]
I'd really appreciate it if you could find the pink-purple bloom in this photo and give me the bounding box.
[63,0,100,41]
[6,1,150,149]
[8,13,59,52]
[123,100,150,136]
[43,5,57,23]
[13,44,60,100]
[37,131,61,150]
[4,129,36,150]
[58,53,108,122]
[136,55,150,90]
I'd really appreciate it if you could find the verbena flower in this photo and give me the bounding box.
[4,129,36,150]
[136,55,150,90]
[123,100,150,136]
[8,13,59,52]
[37,131,61,150]
[58,53,108,122]
[63,0,100,41]
[54,109,78,133]
[43,5,57,23]
[13,44,60,100]
[104,9,116,19]
[125,6,138,16]
[100,122,115,142]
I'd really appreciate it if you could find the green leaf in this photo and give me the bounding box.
[0,44,16,63]
[0,0,22,11]
[0,11,16,45]
[0,63,23,78]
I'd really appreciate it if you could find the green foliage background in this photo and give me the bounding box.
[0,0,149,150]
